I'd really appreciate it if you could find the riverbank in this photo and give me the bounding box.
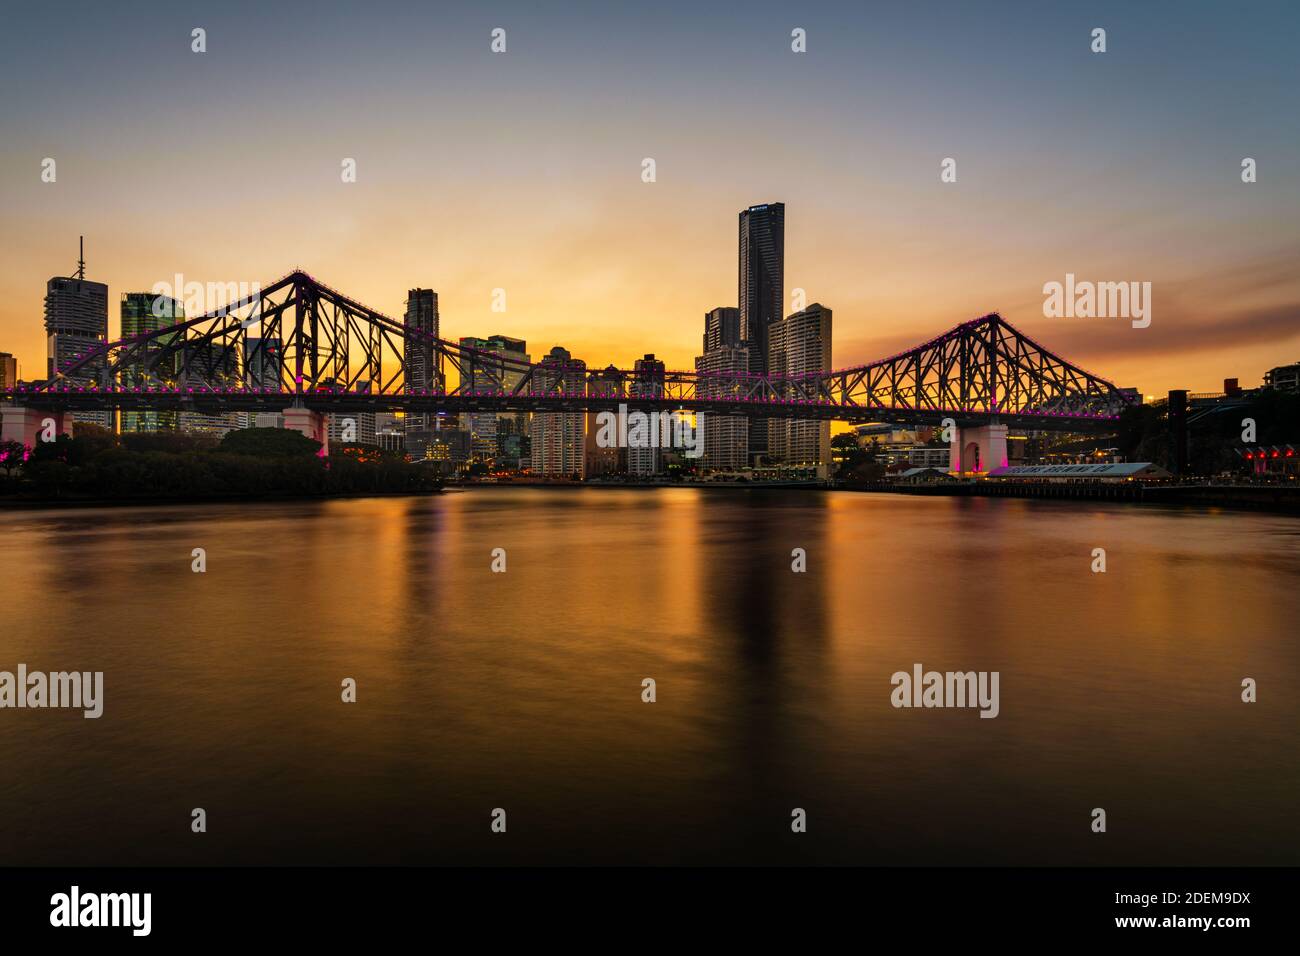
[0,487,443,510]
[844,480,1300,514]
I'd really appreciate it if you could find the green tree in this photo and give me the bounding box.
[0,440,24,477]
[220,427,321,458]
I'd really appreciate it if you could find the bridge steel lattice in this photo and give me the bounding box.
[2,271,1136,432]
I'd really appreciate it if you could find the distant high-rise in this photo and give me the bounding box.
[177,337,239,435]
[1264,361,1300,392]
[697,306,748,470]
[703,306,741,353]
[45,239,110,428]
[585,364,626,477]
[768,303,832,474]
[120,292,184,433]
[695,345,749,471]
[738,203,784,458]
[235,337,283,429]
[629,354,667,476]
[529,346,585,478]
[243,337,282,392]
[459,334,530,464]
[0,352,18,391]
[404,288,440,385]
[327,383,377,447]
[403,288,440,455]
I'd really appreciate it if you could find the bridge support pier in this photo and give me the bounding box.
[0,405,74,449]
[283,406,329,456]
[949,423,1007,475]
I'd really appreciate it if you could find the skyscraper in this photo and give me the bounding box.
[585,364,626,477]
[629,354,667,476]
[120,292,184,433]
[695,306,749,470]
[529,346,585,478]
[243,337,282,391]
[738,202,784,459]
[44,240,110,428]
[404,288,440,395]
[703,306,742,354]
[694,320,748,470]
[0,352,18,391]
[403,288,440,457]
[768,303,832,475]
[459,334,530,464]
[177,337,240,435]
[236,337,283,429]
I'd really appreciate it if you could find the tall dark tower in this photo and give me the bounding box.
[1167,389,1189,477]
[739,202,784,458]
[403,287,439,423]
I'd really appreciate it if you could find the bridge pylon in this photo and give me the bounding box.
[283,405,329,456]
[949,423,1008,476]
[0,404,74,450]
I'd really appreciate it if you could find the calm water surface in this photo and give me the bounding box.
[1,488,1297,865]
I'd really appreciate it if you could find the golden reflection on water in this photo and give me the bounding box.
[0,490,1296,865]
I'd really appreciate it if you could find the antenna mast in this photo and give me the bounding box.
[75,236,85,279]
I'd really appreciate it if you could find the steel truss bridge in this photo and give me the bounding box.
[2,271,1136,431]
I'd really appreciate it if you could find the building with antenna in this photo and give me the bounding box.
[44,237,111,429]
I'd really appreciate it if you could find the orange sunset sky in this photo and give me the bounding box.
[1,1,1297,396]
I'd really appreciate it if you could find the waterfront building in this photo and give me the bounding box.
[0,352,19,391]
[768,303,832,475]
[585,364,626,477]
[459,334,530,464]
[529,346,585,478]
[695,306,748,470]
[629,353,666,476]
[1265,361,1300,392]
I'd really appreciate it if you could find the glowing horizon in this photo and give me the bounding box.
[2,1,1297,396]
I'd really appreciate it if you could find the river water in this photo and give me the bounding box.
[1,488,1296,865]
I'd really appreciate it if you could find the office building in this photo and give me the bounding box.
[372,413,405,454]
[459,334,530,464]
[1265,361,1300,392]
[44,243,111,429]
[244,337,282,391]
[585,364,626,477]
[0,352,18,391]
[628,353,666,476]
[768,303,832,474]
[738,202,784,458]
[529,346,585,478]
[120,292,183,432]
[403,288,440,435]
[695,345,749,470]
[703,305,742,354]
[695,306,748,470]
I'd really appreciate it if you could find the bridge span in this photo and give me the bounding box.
[2,271,1136,467]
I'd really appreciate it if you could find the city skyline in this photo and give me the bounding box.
[1,2,1297,394]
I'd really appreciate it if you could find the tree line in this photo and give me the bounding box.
[0,426,440,501]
